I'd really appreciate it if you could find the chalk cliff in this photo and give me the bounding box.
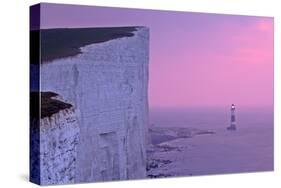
[30,92,80,185]
[30,27,149,184]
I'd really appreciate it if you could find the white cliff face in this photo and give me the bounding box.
[30,96,80,185]
[39,27,149,183]
[40,107,80,185]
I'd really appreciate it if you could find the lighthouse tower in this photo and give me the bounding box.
[227,104,237,131]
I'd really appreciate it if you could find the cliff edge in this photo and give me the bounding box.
[30,27,149,184]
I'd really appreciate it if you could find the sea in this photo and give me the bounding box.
[149,106,274,176]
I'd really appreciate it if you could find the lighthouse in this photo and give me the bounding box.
[227,104,237,131]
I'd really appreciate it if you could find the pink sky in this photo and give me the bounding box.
[40,4,274,108]
[150,17,273,108]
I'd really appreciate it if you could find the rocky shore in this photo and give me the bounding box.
[146,127,215,178]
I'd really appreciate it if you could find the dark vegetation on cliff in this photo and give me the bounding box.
[30,91,73,119]
[30,27,137,63]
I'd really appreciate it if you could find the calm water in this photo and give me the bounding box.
[149,107,274,176]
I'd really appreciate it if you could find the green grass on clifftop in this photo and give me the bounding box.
[30,27,137,63]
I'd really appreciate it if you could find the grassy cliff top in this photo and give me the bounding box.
[30,27,138,63]
[30,91,73,119]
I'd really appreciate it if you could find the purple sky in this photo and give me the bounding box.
[39,3,274,108]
